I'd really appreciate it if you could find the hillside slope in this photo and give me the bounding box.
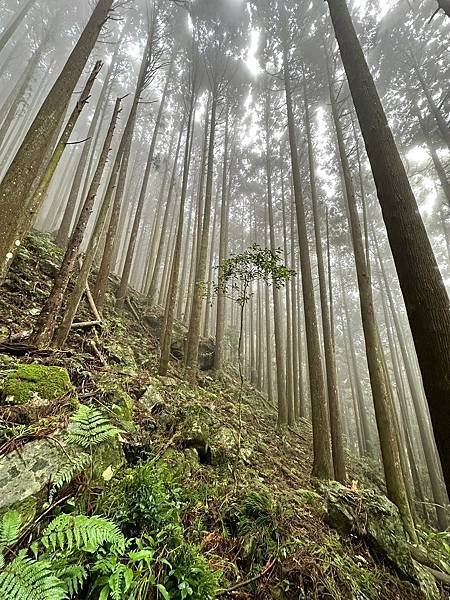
[0,231,448,600]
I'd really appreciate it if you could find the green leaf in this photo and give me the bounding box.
[157,583,170,599]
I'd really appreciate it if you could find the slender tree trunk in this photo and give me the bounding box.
[31,97,121,346]
[56,26,127,247]
[177,185,196,319]
[290,194,301,420]
[146,121,184,304]
[185,91,218,380]
[339,264,371,456]
[281,175,295,425]
[329,72,415,538]
[264,91,288,425]
[93,36,152,309]
[143,127,176,291]
[305,83,345,481]
[326,0,450,496]
[116,58,173,308]
[282,30,333,478]
[0,0,114,278]
[373,226,449,530]
[264,236,274,406]
[203,191,218,337]
[159,90,196,375]
[214,106,231,372]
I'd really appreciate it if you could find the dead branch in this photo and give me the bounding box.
[70,320,102,329]
[217,558,276,595]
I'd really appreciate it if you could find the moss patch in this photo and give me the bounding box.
[1,363,72,405]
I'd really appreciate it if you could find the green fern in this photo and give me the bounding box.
[48,452,91,502]
[0,555,66,600]
[0,510,21,547]
[56,564,88,597]
[67,405,120,448]
[41,514,126,555]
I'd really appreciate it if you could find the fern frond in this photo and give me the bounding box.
[41,514,126,555]
[67,405,120,448]
[0,556,66,600]
[48,452,91,502]
[0,510,22,547]
[109,564,133,599]
[56,564,88,597]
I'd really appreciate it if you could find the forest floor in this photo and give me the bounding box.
[0,231,448,599]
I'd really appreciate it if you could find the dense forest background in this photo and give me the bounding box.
[0,1,449,597]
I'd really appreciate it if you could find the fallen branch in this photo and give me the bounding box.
[217,558,276,595]
[88,339,106,366]
[409,544,450,586]
[288,426,308,442]
[126,296,141,322]
[85,281,101,322]
[71,320,102,329]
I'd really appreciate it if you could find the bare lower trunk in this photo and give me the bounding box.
[282,30,332,478]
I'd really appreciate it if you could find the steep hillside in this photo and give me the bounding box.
[0,232,448,600]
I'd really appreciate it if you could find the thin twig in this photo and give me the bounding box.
[217,558,276,595]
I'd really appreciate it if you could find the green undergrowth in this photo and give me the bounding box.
[0,231,447,599]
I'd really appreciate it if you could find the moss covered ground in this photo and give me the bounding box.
[0,231,448,599]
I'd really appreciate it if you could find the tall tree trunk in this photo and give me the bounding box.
[373,226,449,530]
[16,62,102,249]
[31,97,121,346]
[55,24,128,248]
[116,57,173,308]
[304,83,345,481]
[214,106,231,372]
[185,91,218,380]
[159,90,196,375]
[339,264,371,456]
[203,190,218,337]
[328,72,415,539]
[326,0,450,496]
[264,91,288,426]
[281,28,333,478]
[290,193,301,420]
[177,184,196,319]
[146,121,184,304]
[0,0,114,278]
[93,36,152,309]
[281,175,295,424]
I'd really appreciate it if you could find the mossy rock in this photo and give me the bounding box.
[211,426,236,465]
[1,363,72,405]
[95,373,134,424]
[320,481,438,598]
